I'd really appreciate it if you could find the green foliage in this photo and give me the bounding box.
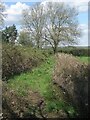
[2,43,47,80]
[2,24,17,43]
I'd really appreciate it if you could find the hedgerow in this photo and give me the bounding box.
[2,43,48,81]
[53,53,88,118]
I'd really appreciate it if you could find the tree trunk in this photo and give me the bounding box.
[53,46,57,54]
[37,40,40,49]
[53,43,58,54]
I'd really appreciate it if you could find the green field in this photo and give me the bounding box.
[77,56,89,64]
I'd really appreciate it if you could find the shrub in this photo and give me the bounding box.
[2,43,47,81]
[53,53,88,117]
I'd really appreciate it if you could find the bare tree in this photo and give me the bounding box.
[44,2,81,54]
[21,2,81,53]
[22,3,45,48]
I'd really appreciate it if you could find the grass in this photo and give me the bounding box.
[8,56,55,96]
[7,55,76,117]
[77,56,89,64]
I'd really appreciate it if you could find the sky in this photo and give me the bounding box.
[2,0,89,46]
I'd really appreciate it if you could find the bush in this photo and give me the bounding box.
[2,43,47,80]
[53,53,88,117]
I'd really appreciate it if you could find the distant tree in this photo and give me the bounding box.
[22,3,45,48]
[44,2,81,54]
[18,30,33,46]
[2,24,17,44]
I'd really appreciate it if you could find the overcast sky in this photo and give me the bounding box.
[3,0,89,46]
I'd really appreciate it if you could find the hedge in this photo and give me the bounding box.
[2,43,48,81]
[53,53,88,118]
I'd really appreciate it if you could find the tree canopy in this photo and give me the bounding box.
[2,24,17,44]
[22,2,81,53]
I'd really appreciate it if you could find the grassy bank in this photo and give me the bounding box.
[3,54,88,118]
[6,55,76,118]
